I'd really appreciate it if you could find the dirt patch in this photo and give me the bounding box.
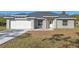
[0,29,79,48]
[27,29,79,38]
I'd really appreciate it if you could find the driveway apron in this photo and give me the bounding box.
[0,29,29,44]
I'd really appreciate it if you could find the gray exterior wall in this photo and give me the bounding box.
[56,20,74,28]
[6,16,75,30]
[52,19,57,29]
[42,19,47,29]
[34,20,38,29]
[31,19,34,29]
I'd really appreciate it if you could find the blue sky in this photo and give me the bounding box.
[0,11,79,15]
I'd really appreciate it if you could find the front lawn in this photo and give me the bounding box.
[0,26,6,30]
[0,28,79,48]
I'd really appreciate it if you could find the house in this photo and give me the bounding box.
[4,11,76,30]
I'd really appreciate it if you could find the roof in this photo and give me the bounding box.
[1,11,76,20]
[29,11,59,18]
[59,15,73,18]
[15,13,27,15]
[0,15,11,17]
[29,11,75,19]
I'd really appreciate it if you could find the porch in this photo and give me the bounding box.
[34,17,55,29]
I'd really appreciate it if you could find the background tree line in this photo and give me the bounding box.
[0,17,6,26]
[61,11,79,20]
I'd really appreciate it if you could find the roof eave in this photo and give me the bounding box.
[55,18,76,19]
[43,16,59,17]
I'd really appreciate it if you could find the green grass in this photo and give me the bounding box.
[0,26,6,30]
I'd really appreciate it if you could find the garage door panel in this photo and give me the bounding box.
[11,20,32,29]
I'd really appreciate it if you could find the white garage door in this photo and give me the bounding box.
[11,20,32,29]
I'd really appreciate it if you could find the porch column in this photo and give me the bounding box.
[42,19,47,29]
[6,19,10,29]
[31,19,34,29]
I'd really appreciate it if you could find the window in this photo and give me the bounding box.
[63,20,68,26]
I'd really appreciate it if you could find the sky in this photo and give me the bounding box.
[0,11,79,15]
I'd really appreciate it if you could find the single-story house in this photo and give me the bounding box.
[4,11,76,30]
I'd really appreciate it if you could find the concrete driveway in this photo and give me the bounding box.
[0,29,29,44]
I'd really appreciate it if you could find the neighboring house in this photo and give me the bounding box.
[4,11,76,30]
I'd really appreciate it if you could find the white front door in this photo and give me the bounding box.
[10,20,32,29]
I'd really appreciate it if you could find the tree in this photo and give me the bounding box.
[62,11,66,15]
[61,11,68,16]
[0,17,6,26]
[71,14,79,20]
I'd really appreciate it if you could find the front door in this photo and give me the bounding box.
[38,20,43,29]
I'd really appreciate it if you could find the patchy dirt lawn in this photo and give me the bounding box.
[0,28,79,48]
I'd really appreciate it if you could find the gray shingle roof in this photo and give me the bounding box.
[29,11,74,19]
[0,15,11,17]
[15,13,27,15]
[29,11,59,18]
[0,11,75,19]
